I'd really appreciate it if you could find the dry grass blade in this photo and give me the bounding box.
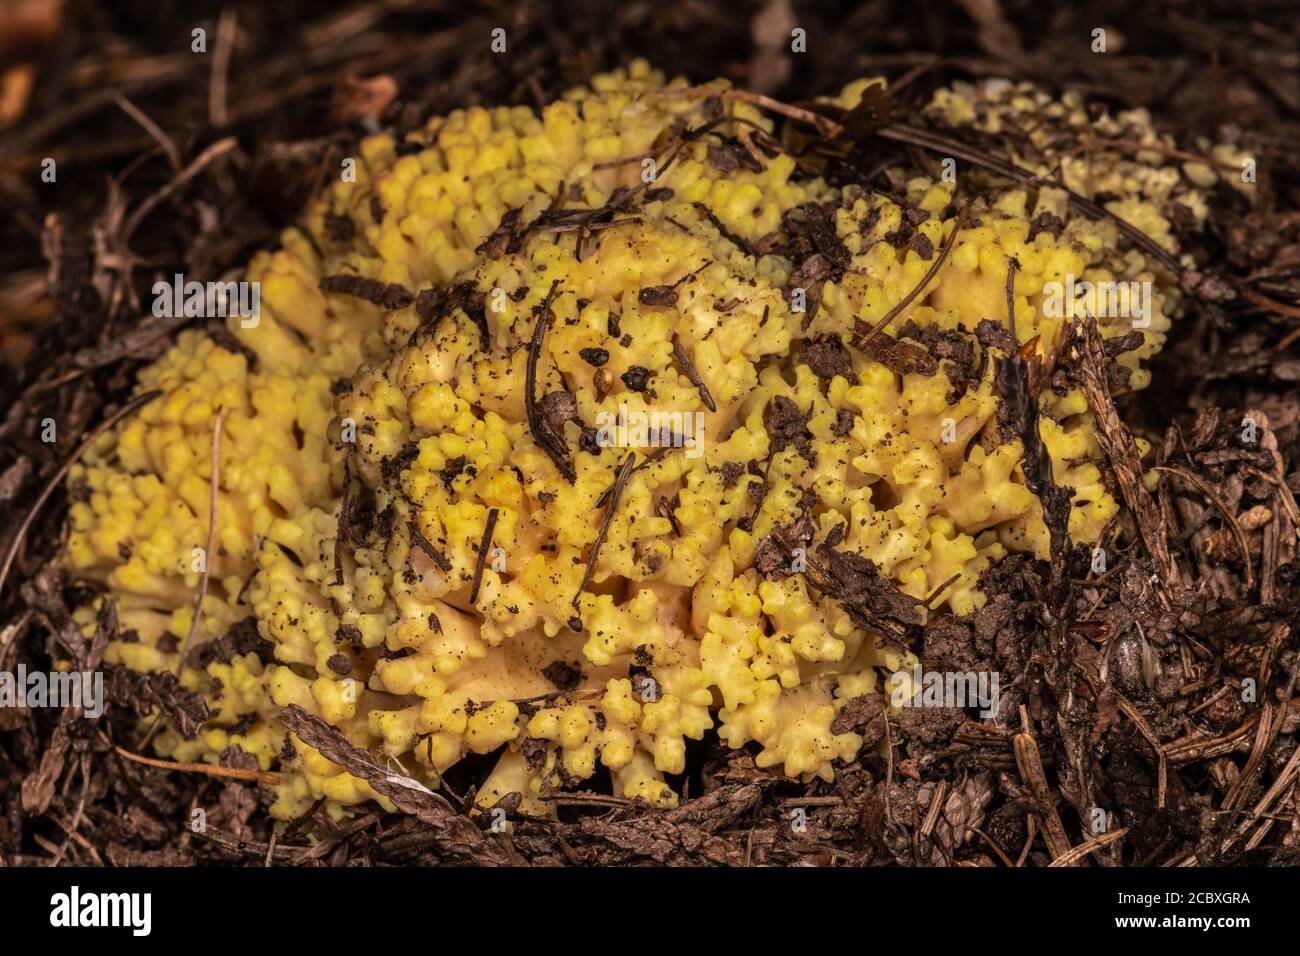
[114,745,281,787]
[854,200,969,348]
[653,85,846,138]
[209,8,238,128]
[122,137,239,241]
[138,405,222,751]
[1048,827,1129,866]
[175,405,223,668]
[111,92,181,173]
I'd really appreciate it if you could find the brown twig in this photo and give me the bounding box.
[1013,709,1075,864]
[113,745,281,786]
[571,452,635,628]
[468,507,499,605]
[672,337,717,412]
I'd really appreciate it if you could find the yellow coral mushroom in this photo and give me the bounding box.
[65,63,1237,819]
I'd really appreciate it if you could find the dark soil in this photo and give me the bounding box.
[1,0,1298,866]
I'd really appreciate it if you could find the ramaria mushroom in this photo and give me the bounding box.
[64,62,1248,819]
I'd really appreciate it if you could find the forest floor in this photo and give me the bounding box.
[1,0,1298,866]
